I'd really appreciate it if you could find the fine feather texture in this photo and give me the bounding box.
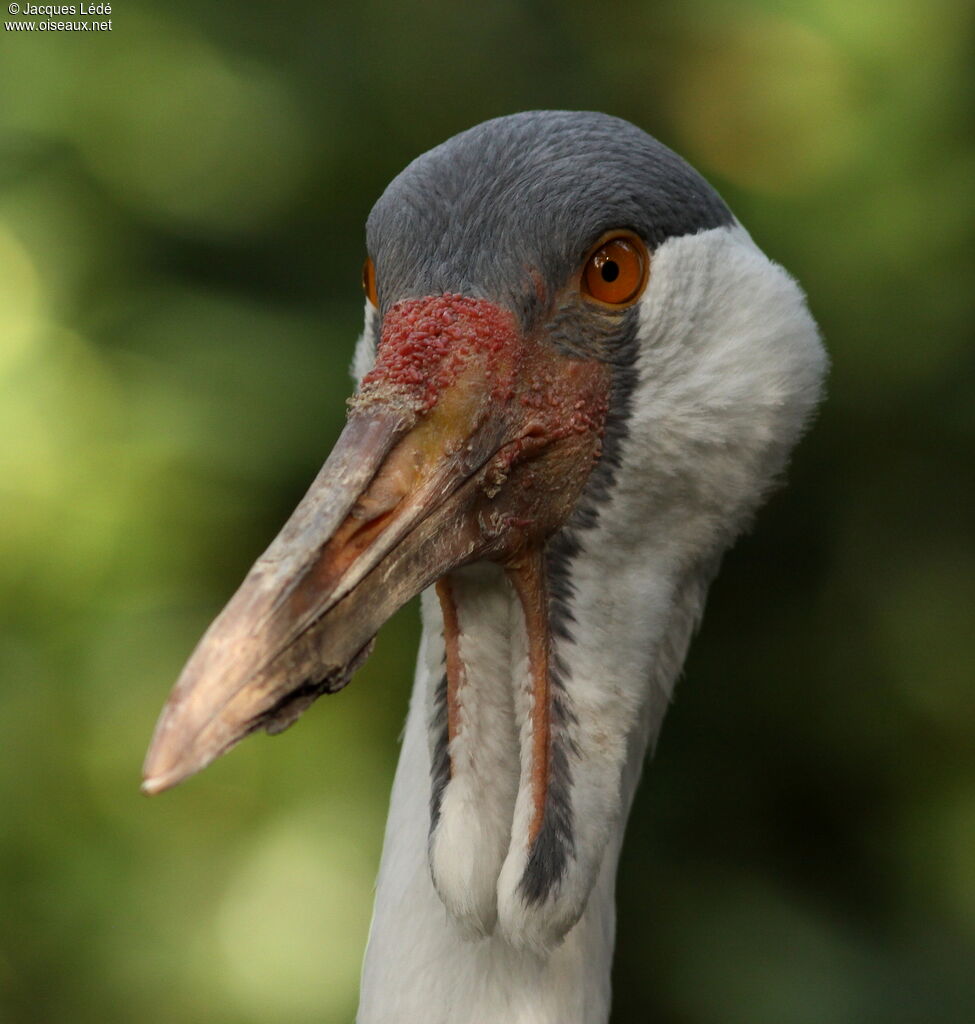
[357,219,826,1021]
[365,111,732,318]
[428,563,520,935]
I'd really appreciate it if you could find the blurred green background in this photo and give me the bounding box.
[1,1,973,1021]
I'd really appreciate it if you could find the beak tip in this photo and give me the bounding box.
[141,736,196,796]
[141,753,201,794]
[140,773,171,797]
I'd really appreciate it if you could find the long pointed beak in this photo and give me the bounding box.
[143,294,609,795]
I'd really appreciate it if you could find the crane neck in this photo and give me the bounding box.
[357,542,714,1024]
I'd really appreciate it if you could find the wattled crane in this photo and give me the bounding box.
[144,111,826,1024]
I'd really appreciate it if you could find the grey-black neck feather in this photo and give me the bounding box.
[526,308,641,903]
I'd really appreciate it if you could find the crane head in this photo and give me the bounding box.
[143,111,825,953]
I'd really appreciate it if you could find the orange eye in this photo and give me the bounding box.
[581,233,648,306]
[362,257,378,307]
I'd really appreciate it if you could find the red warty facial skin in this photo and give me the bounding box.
[360,293,609,452]
[361,294,522,413]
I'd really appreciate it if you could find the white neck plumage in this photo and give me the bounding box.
[359,564,710,1024]
[355,225,825,1024]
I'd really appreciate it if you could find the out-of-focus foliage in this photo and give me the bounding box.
[0,1,972,1021]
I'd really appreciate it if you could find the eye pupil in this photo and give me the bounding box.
[600,260,619,283]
